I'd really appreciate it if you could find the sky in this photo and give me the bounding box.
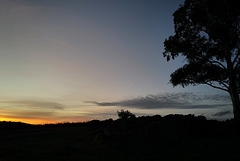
[0,0,233,124]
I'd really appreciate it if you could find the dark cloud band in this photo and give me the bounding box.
[0,99,65,110]
[212,111,231,117]
[86,93,231,109]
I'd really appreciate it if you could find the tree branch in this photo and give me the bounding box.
[234,59,240,70]
[211,60,227,70]
[205,82,229,92]
[233,51,240,67]
[218,81,230,90]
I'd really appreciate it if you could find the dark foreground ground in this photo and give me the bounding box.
[0,114,240,161]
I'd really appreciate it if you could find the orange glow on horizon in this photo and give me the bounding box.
[0,117,89,125]
[0,117,55,125]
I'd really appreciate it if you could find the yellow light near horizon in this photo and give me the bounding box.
[0,117,90,125]
[0,117,56,125]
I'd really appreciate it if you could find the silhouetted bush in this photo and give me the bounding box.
[117,109,135,120]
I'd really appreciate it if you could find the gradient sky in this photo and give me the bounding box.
[0,0,232,124]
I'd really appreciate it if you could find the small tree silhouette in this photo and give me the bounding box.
[117,109,135,119]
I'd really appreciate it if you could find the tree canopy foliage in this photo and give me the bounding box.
[163,0,240,119]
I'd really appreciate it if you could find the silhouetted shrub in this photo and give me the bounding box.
[117,109,135,120]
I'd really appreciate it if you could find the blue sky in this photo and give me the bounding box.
[0,0,232,124]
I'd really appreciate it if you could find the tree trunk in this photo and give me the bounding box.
[230,88,240,121]
[226,53,240,121]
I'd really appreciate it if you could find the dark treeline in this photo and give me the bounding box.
[1,114,239,136]
[1,114,240,161]
[83,114,240,138]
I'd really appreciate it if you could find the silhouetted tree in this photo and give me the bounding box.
[117,109,135,119]
[163,0,240,120]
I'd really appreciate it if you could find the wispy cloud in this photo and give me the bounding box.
[0,0,46,19]
[0,110,55,119]
[212,111,231,117]
[0,99,65,110]
[86,93,231,109]
[0,98,67,123]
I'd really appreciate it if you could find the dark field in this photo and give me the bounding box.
[1,115,240,161]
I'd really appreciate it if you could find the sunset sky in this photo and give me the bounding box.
[0,0,232,124]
